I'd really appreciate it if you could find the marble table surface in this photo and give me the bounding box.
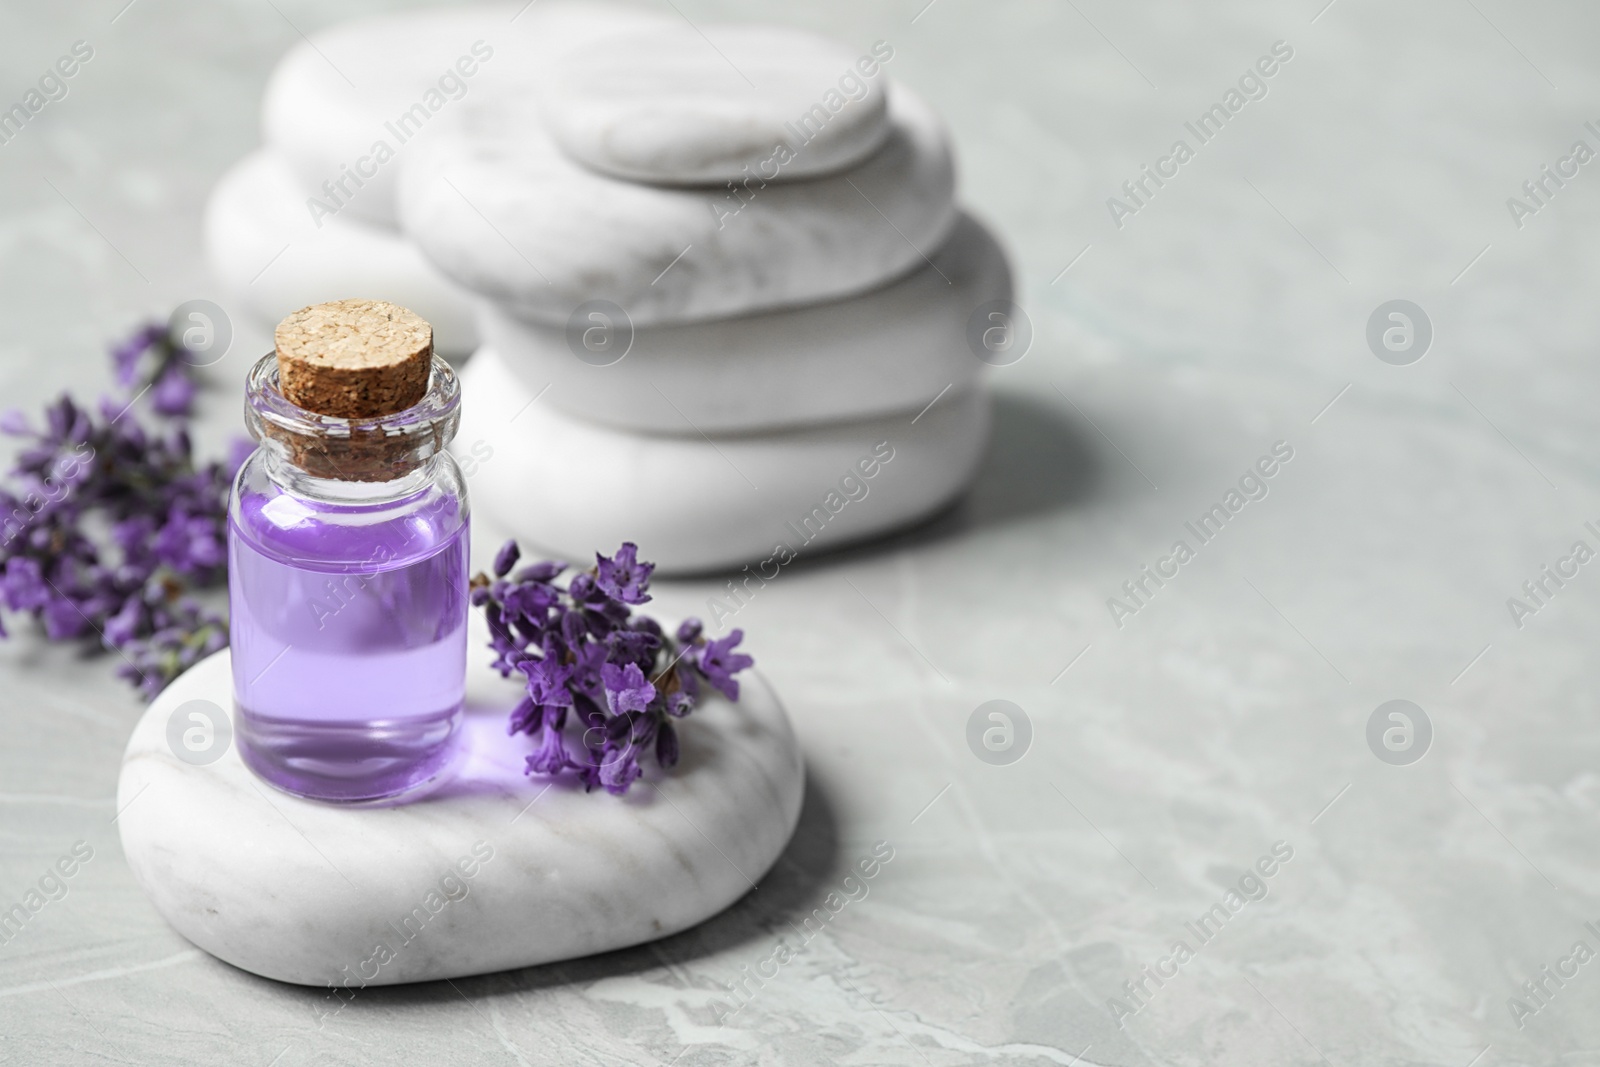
[4,1,1600,1065]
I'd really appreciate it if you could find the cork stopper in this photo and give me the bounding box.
[274,299,432,418]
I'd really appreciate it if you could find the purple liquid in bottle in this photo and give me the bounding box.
[231,346,469,802]
[229,489,467,801]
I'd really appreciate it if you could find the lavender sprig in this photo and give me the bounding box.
[471,541,754,795]
[113,322,199,419]
[0,321,237,697]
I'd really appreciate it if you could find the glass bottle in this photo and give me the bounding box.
[228,350,469,802]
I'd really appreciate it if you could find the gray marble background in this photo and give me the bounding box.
[3,0,1599,1064]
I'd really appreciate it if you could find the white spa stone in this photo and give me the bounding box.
[480,212,1009,433]
[261,1,670,228]
[456,345,990,573]
[540,24,891,184]
[398,84,957,327]
[116,641,803,987]
[203,150,479,357]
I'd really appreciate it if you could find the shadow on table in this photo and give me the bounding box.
[335,764,843,1007]
[763,385,1101,575]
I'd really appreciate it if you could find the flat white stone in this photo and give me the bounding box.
[540,24,891,184]
[116,642,803,987]
[456,345,990,573]
[261,1,671,228]
[398,84,956,326]
[480,212,1009,433]
[204,150,479,357]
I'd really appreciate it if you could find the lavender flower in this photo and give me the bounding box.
[601,662,655,716]
[662,663,697,718]
[526,722,571,776]
[0,321,235,697]
[596,746,642,794]
[605,627,660,671]
[518,654,574,711]
[594,541,653,604]
[656,720,680,769]
[150,366,198,418]
[516,560,566,583]
[471,539,754,795]
[493,540,520,578]
[111,324,167,389]
[114,319,213,421]
[695,630,754,701]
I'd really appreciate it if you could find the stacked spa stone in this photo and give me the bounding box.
[203,2,670,358]
[397,24,1009,572]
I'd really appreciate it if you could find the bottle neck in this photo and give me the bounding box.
[243,351,462,486]
[259,445,441,505]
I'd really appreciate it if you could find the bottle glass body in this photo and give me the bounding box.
[229,352,468,802]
